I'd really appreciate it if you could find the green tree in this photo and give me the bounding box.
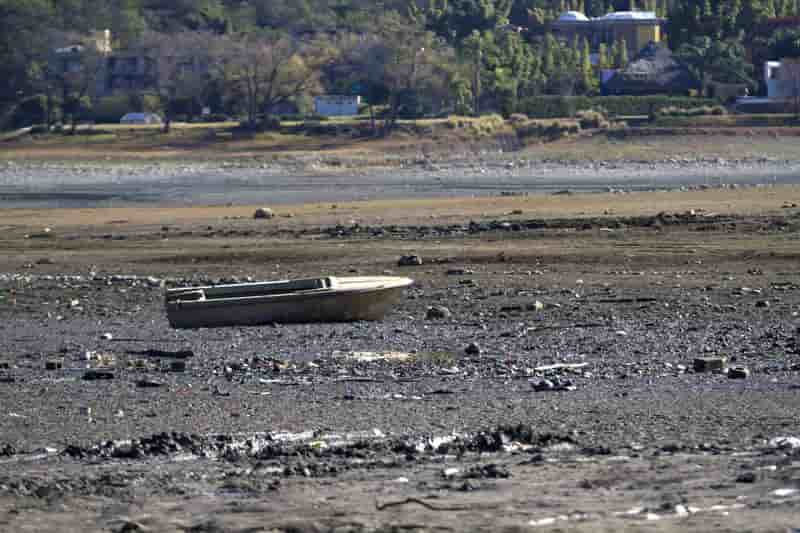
[617,38,628,68]
[598,43,609,68]
[579,37,598,94]
[769,28,800,59]
[676,36,755,94]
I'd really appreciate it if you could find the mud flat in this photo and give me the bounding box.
[3,131,800,208]
[1,186,800,532]
[1,157,800,208]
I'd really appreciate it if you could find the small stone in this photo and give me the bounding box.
[82,370,115,381]
[442,467,460,479]
[253,207,274,219]
[136,379,165,388]
[100,332,113,340]
[398,254,423,266]
[527,300,545,311]
[727,366,750,379]
[736,471,757,483]
[755,300,770,308]
[693,357,726,373]
[464,342,482,355]
[425,306,452,320]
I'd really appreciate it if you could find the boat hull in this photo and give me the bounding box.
[165,277,411,328]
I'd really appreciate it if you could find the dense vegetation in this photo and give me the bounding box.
[2,0,800,131]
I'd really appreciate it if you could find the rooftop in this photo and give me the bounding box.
[555,10,661,23]
[558,11,590,22]
[598,11,658,20]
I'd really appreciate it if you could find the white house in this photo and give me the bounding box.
[765,60,800,100]
[314,95,361,117]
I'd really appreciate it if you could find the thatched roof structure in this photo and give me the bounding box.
[603,42,700,96]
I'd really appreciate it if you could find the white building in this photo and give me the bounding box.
[314,95,361,117]
[765,60,800,100]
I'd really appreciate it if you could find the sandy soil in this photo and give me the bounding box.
[1,184,800,532]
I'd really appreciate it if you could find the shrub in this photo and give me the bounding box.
[515,120,577,142]
[518,96,718,118]
[655,105,728,118]
[13,94,49,127]
[253,117,281,131]
[91,95,131,123]
[576,108,610,129]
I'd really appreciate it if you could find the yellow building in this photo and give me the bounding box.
[550,11,665,60]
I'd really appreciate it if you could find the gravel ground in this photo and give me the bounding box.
[1,203,800,531]
[2,156,800,208]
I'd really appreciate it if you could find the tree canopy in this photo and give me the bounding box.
[3,0,800,128]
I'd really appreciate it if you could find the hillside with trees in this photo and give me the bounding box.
[2,0,800,130]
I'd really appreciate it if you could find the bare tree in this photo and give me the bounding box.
[150,31,217,133]
[217,33,326,129]
[40,30,107,130]
[349,13,452,136]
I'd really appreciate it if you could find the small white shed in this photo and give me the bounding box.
[120,112,162,124]
[313,95,361,117]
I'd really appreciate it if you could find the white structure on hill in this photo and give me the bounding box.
[314,95,361,117]
[765,60,800,100]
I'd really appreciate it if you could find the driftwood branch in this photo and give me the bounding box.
[526,322,607,333]
[376,497,479,512]
[534,362,588,372]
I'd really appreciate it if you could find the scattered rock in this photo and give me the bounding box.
[253,207,275,219]
[0,444,16,457]
[465,342,482,355]
[82,370,115,381]
[425,305,452,320]
[727,366,750,379]
[736,471,757,483]
[132,349,194,359]
[442,467,460,479]
[464,463,511,479]
[115,520,149,533]
[769,436,800,450]
[398,254,423,266]
[136,379,166,388]
[527,300,545,311]
[45,360,63,371]
[693,357,726,373]
[531,378,576,392]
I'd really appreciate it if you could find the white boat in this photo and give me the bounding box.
[165,276,414,328]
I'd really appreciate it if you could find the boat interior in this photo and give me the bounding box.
[166,277,332,303]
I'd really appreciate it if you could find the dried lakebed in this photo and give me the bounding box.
[2,157,800,208]
[1,210,800,531]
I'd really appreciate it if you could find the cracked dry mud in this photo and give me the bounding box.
[1,190,800,532]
